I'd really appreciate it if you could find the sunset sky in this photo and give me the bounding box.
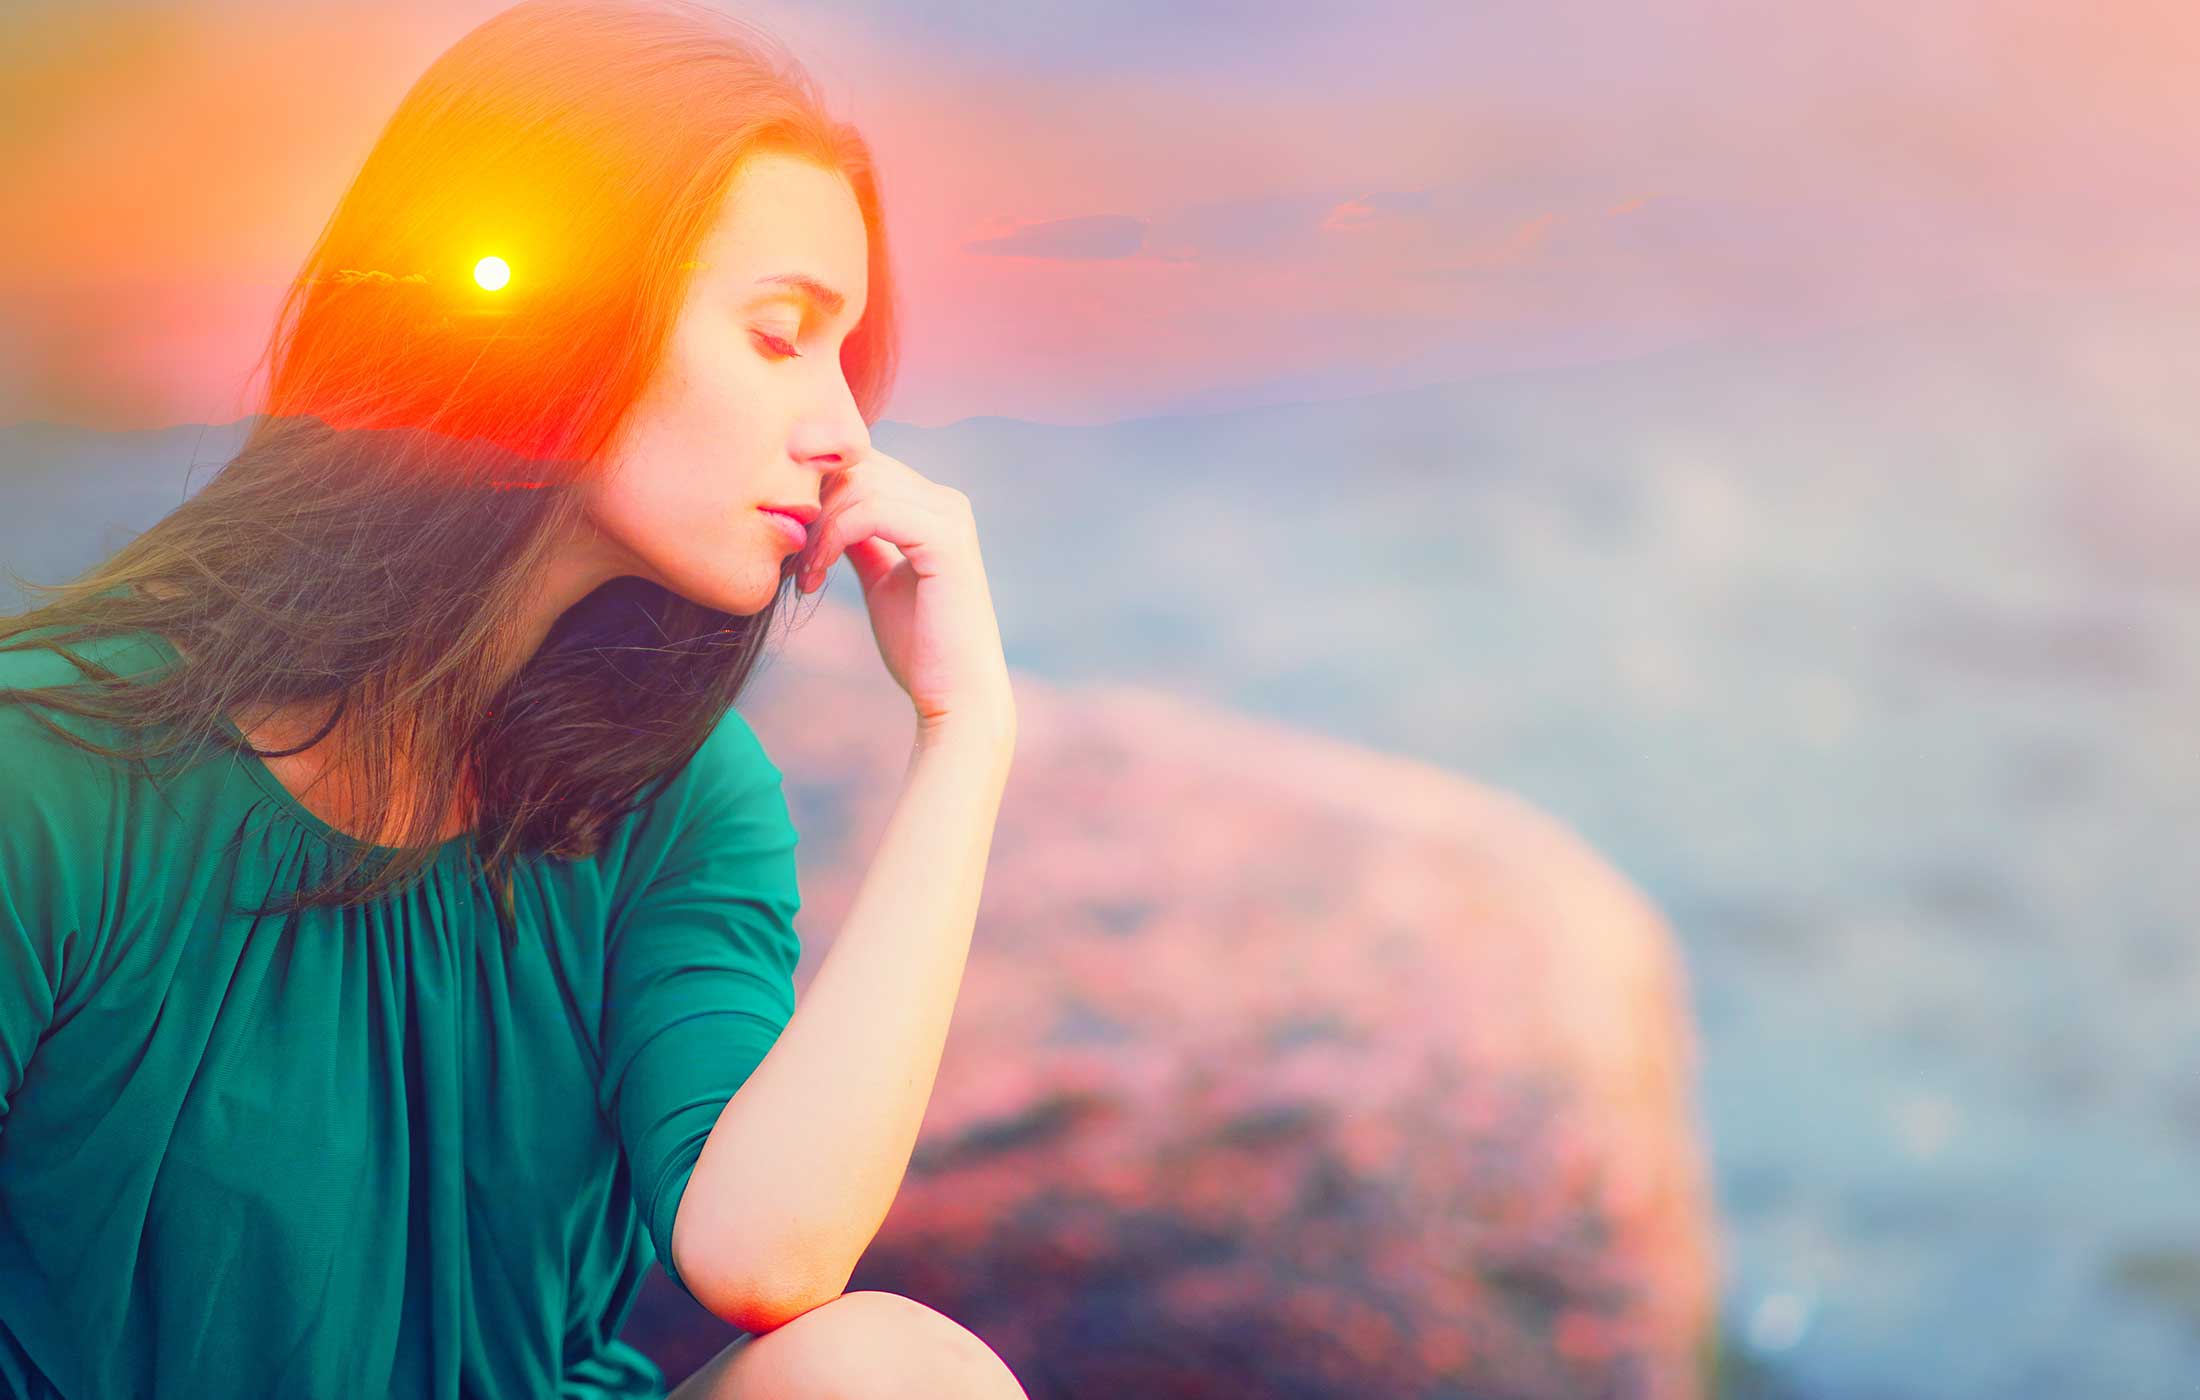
[5,0,2198,430]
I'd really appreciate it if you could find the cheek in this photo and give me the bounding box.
[591,317,780,552]
[586,406,761,568]
[587,452,724,571]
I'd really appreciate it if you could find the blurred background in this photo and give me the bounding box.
[7,2,2200,1396]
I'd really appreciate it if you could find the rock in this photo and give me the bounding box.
[628,604,1719,1399]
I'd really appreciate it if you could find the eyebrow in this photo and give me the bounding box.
[750,271,847,319]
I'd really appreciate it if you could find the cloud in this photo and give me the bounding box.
[963,214,1148,260]
[314,269,432,286]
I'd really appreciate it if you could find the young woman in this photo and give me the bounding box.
[0,1,1026,1396]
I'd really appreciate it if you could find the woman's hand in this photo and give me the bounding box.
[792,451,1015,743]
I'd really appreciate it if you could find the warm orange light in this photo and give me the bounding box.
[473,256,511,291]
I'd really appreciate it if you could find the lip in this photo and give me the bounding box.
[759,507,809,549]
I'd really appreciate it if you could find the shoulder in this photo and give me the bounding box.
[642,706,787,829]
[0,631,163,961]
[626,706,795,867]
[0,626,170,793]
[0,625,175,723]
[612,706,801,934]
[689,705,783,792]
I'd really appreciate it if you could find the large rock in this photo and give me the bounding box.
[628,602,1720,1399]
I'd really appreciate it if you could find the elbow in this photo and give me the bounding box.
[711,1277,843,1337]
[675,1225,854,1335]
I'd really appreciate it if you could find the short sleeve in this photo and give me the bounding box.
[597,708,803,1310]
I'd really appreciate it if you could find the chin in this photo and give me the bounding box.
[738,558,808,618]
[637,557,785,620]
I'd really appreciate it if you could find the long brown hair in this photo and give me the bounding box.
[0,0,899,939]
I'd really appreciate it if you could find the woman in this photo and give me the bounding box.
[0,1,1025,1396]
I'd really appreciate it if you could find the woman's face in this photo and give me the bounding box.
[585,152,872,615]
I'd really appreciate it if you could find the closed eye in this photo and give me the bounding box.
[750,329,801,360]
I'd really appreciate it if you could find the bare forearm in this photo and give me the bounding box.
[672,718,1014,1329]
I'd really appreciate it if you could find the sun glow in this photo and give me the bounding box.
[473,256,511,291]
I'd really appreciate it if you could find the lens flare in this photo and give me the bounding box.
[473,256,511,291]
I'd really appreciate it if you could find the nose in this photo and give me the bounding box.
[797,377,870,477]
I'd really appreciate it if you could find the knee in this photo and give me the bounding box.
[769,1289,1029,1400]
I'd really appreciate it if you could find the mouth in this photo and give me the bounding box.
[759,507,810,550]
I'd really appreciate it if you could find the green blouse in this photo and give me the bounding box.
[0,625,803,1397]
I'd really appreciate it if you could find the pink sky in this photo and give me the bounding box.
[6,0,2199,431]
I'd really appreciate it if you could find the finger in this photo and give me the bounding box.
[797,492,855,589]
[799,487,857,580]
[840,535,899,591]
[804,493,948,586]
[798,482,857,575]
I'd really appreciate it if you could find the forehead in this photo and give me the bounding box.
[695,153,868,317]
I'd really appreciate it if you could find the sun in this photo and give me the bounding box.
[473,255,511,291]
